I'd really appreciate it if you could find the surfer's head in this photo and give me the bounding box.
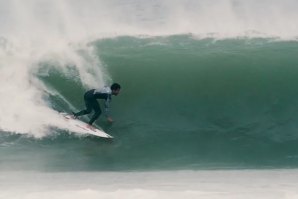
[111,83,121,96]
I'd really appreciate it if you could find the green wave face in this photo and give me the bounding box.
[2,36,298,171]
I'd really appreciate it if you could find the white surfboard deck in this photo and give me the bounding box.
[60,112,113,139]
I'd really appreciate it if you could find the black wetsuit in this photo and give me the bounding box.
[74,87,112,125]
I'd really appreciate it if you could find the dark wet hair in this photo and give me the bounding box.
[111,83,121,91]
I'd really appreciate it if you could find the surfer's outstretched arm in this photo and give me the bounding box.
[104,96,113,123]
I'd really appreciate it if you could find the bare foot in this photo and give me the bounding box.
[71,112,78,119]
[86,124,96,131]
[71,115,77,119]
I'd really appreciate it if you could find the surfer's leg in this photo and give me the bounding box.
[74,98,93,117]
[88,101,102,125]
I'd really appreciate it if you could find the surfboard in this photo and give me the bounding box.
[60,112,113,139]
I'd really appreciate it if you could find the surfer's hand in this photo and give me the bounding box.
[107,117,114,123]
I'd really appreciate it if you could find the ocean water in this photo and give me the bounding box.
[1,0,298,198]
[1,170,298,199]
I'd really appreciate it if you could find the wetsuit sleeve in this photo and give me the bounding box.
[104,95,111,117]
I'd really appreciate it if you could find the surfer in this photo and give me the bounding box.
[72,83,121,129]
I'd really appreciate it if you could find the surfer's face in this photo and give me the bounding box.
[112,89,120,96]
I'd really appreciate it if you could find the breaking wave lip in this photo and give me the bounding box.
[0,34,110,137]
[1,0,298,41]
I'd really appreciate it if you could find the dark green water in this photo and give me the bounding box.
[1,35,298,171]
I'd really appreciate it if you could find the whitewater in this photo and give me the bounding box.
[1,0,298,198]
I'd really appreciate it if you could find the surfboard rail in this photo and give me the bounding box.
[60,112,113,139]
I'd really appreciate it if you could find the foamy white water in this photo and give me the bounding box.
[1,0,298,39]
[0,37,106,137]
[1,170,298,199]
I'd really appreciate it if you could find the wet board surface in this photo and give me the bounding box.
[60,112,113,138]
